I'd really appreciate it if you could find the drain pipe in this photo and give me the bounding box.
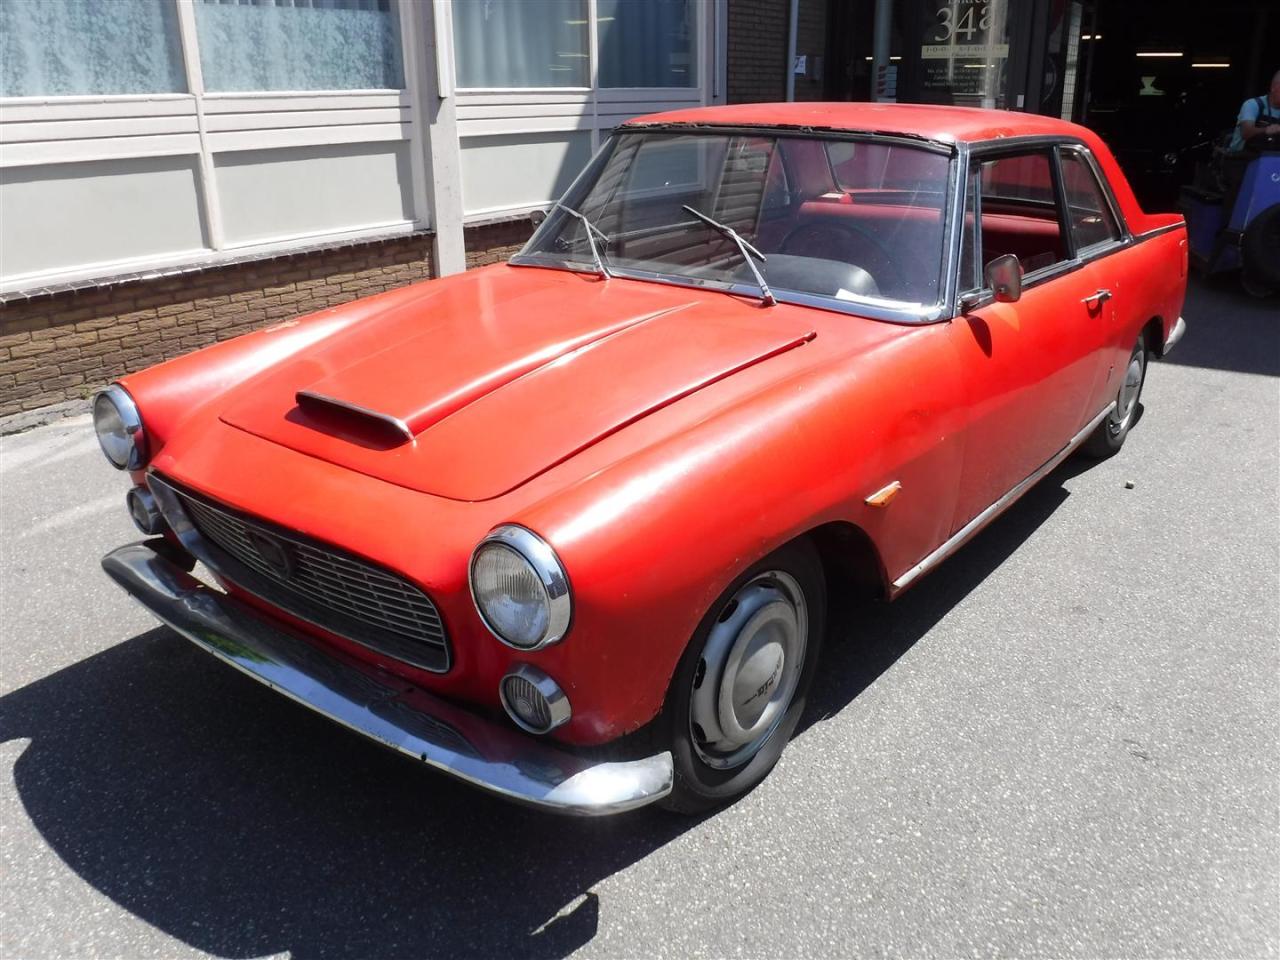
[786,0,799,101]
[872,0,892,101]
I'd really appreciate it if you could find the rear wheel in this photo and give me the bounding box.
[1082,336,1147,459]
[658,540,826,814]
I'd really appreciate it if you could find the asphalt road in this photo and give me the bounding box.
[2,276,1277,960]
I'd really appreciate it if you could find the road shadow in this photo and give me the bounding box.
[1165,274,1280,379]
[2,457,1090,959]
[801,452,1085,731]
[1,628,695,959]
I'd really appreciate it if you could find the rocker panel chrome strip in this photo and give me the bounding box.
[892,401,1116,593]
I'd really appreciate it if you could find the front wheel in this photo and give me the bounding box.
[1081,336,1147,459]
[658,540,826,814]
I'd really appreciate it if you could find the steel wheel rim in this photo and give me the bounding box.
[688,571,808,770]
[1110,348,1145,436]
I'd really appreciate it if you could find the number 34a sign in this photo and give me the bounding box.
[921,0,1010,59]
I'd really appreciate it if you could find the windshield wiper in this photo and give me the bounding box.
[554,202,611,279]
[681,204,776,306]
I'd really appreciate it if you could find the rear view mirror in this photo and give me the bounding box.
[985,254,1022,303]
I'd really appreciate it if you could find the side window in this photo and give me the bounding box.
[977,152,1069,276]
[1059,150,1121,252]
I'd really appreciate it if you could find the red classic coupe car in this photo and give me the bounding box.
[98,103,1187,815]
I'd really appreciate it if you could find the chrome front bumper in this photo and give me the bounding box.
[101,542,673,815]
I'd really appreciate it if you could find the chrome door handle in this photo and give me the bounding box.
[1082,288,1112,305]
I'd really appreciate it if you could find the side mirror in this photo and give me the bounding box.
[529,208,548,229]
[985,253,1022,303]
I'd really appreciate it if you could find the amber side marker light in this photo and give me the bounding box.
[865,481,902,508]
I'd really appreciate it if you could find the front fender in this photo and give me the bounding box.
[510,320,965,741]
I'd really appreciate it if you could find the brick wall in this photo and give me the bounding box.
[465,218,536,268]
[0,235,434,420]
[792,0,829,102]
[728,0,788,104]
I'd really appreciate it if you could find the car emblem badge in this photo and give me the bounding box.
[247,529,295,580]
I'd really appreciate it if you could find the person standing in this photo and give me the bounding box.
[1229,70,1280,152]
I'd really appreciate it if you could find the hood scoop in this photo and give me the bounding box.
[294,391,414,449]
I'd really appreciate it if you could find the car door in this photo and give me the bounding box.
[1056,144,1135,421]
[946,145,1112,534]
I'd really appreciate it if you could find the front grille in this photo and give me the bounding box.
[168,483,450,673]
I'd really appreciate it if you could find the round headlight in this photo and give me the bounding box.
[469,525,571,649]
[93,385,146,470]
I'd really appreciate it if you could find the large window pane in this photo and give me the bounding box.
[917,0,1012,109]
[1059,151,1120,251]
[598,0,695,88]
[195,0,404,93]
[979,153,1068,274]
[0,0,185,97]
[527,132,952,306]
[452,0,588,89]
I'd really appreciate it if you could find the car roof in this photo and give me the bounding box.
[623,101,1091,146]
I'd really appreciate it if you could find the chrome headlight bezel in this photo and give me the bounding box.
[93,384,147,471]
[469,525,572,650]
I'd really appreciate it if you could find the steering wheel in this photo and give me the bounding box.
[779,221,909,297]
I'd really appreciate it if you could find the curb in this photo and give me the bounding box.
[0,397,92,436]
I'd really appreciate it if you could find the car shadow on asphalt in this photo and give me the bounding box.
[799,452,1088,733]
[1164,275,1280,379]
[1,457,1093,960]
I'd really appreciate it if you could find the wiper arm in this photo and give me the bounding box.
[554,202,611,279]
[682,204,776,306]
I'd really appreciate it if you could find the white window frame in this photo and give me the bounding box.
[447,0,726,223]
[0,0,431,295]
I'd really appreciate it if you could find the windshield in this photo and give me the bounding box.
[516,131,954,311]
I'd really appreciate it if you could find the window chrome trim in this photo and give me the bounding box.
[470,524,573,650]
[1056,143,1132,250]
[953,136,1136,314]
[617,121,956,155]
[513,126,957,326]
[509,259,948,325]
[940,141,971,317]
[1132,221,1186,243]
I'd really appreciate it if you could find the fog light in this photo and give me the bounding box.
[127,487,166,535]
[499,664,571,734]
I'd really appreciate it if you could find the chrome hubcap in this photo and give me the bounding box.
[1110,348,1145,436]
[689,571,807,770]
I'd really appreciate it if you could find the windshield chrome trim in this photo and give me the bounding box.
[513,127,960,326]
[618,121,956,155]
[508,257,946,324]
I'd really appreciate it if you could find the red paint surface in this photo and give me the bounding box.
[117,104,1187,745]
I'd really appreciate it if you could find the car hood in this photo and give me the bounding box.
[220,267,816,501]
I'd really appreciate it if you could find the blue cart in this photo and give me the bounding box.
[1182,148,1280,297]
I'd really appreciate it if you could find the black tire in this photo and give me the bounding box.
[657,539,826,814]
[1081,336,1148,459]
[1242,203,1280,291]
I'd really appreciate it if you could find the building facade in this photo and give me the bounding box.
[3,0,1273,421]
[0,0,728,419]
